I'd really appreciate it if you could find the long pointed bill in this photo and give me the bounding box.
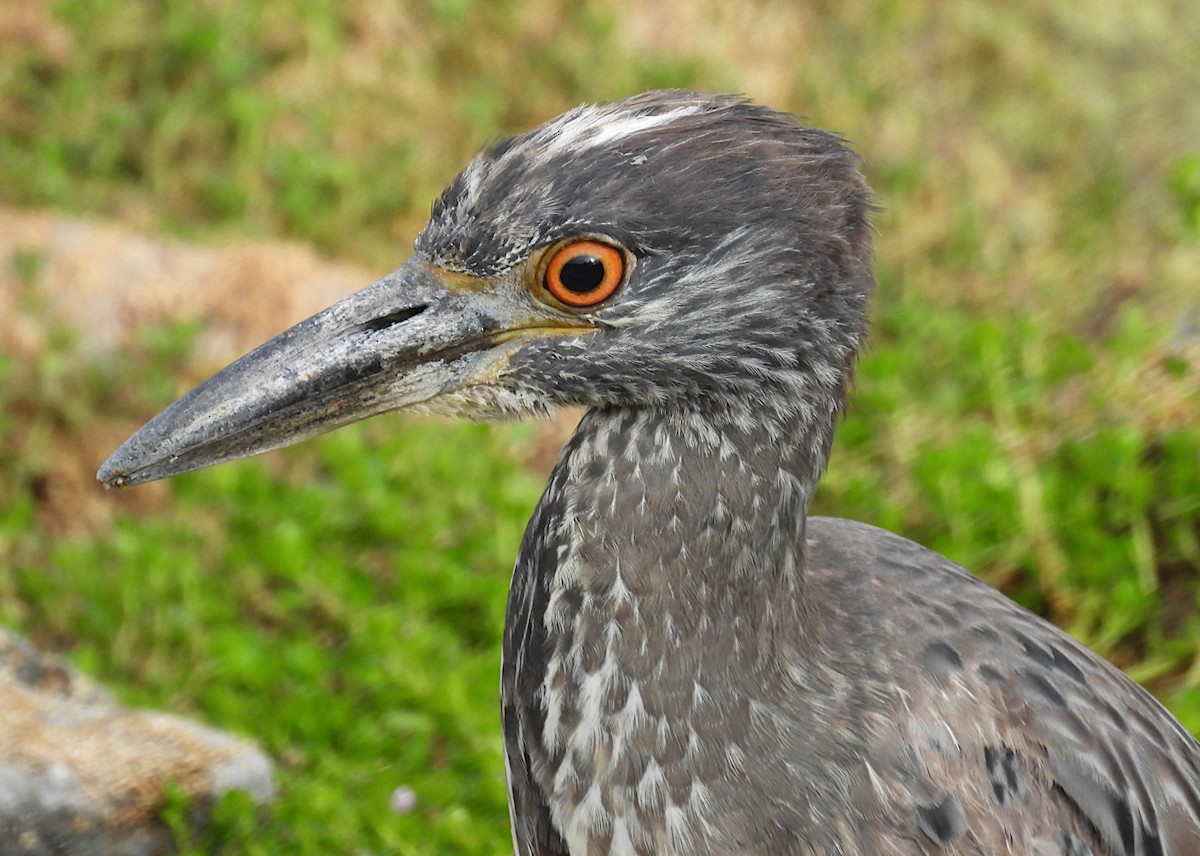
[97,258,585,488]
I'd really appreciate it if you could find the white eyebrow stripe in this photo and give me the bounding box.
[435,99,715,259]
[533,105,707,159]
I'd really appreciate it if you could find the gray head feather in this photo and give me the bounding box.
[417,91,874,435]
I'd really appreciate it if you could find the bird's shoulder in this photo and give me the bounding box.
[802,517,1200,855]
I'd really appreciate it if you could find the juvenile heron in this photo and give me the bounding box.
[99,91,1200,854]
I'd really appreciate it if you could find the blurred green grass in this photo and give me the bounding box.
[1,0,1198,852]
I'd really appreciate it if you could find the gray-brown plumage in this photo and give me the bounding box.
[98,91,1200,855]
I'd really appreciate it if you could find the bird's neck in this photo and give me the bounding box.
[501,401,841,841]
[547,403,834,636]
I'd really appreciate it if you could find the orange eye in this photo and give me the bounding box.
[542,240,626,308]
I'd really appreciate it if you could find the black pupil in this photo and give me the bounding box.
[558,254,606,293]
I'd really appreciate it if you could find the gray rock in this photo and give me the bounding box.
[0,629,274,855]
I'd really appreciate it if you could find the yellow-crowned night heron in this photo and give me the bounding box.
[99,91,1200,855]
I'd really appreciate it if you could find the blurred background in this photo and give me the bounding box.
[1,0,1197,852]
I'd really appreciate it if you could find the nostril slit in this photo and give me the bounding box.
[358,304,428,333]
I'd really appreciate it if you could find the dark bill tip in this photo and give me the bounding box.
[93,259,511,489]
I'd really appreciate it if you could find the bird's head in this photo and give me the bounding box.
[98,91,874,487]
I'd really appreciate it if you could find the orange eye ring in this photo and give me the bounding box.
[541,240,626,308]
